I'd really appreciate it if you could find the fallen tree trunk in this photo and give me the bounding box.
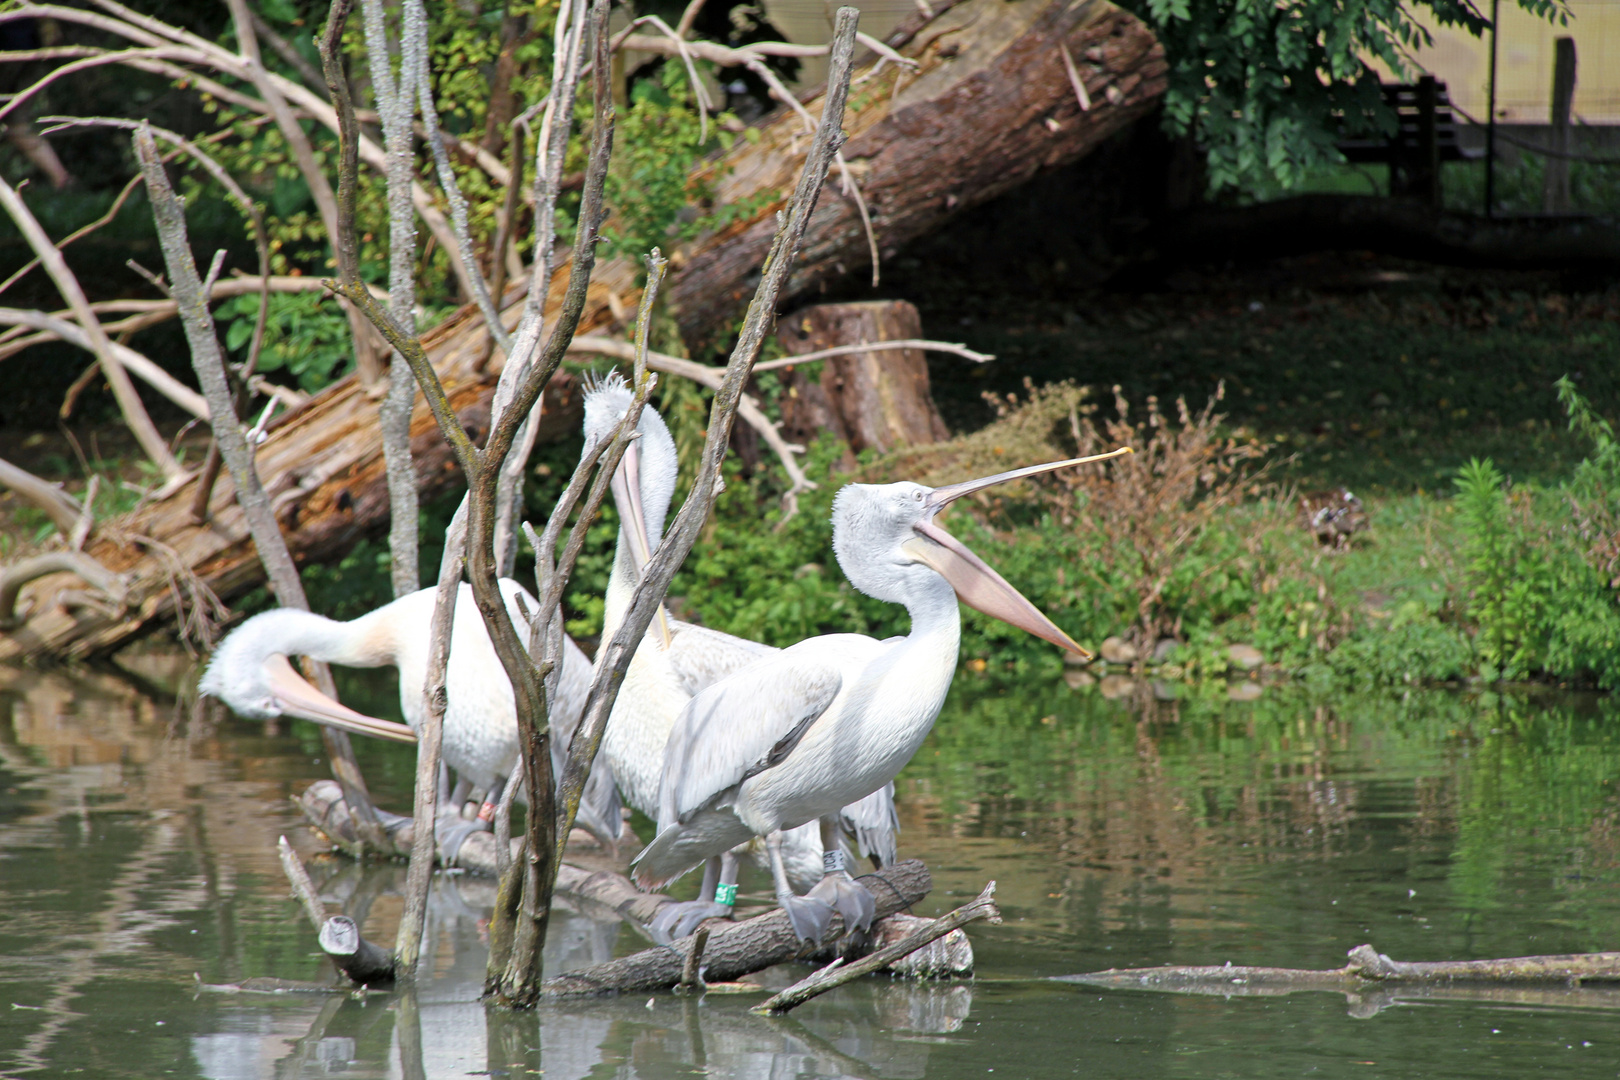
[670,0,1167,343]
[543,859,933,996]
[1,0,1163,662]
[295,781,959,990]
[0,279,615,664]
[1060,942,1620,991]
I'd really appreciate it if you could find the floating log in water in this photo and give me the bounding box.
[753,880,998,1014]
[543,860,934,997]
[1061,943,1620,993]
[294,788,964,994]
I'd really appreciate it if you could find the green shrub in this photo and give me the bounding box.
[1321,603,1474,687]
[1453,458,1558,679]
[219,291,355,395]
[1451,451,1620,688]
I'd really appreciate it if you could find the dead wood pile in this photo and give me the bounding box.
[1,0,1164,662]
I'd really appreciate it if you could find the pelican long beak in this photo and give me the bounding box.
[610,438,674,648]
[264,654,418,744]
[900,448,1131,661]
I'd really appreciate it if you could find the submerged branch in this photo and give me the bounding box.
[1061,944,1620,992]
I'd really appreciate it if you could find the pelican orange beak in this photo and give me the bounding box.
[610,436,674,648]
[900,448,1131,661]
[263,654,418,744]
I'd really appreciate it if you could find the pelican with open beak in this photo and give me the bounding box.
[633,448,1128,941]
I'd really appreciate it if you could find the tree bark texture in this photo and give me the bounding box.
[1,0,1163,662]
[541,859,932,997]
[776,300,950,461]
[669,0,1166,344]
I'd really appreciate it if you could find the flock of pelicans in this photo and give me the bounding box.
[200,375,1124,945]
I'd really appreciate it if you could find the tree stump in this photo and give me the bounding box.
[776,300,950,466]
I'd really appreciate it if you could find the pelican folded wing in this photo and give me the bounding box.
[656,654,843,830]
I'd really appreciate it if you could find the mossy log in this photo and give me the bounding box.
[0,0,1163,662]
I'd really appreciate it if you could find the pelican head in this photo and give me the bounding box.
[582,372,679,573]
[831,450,1131,660]
[199,610,416,743]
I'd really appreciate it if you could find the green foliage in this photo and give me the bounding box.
[1113,0,1566,195]
[1558,375,1620,507]
[601,61,765,264]
[1453,457,1554,678]
[1446,154,1620,217]
[219,291,355,394]
[1450,455,1620,687]
[1320,603,1474,686]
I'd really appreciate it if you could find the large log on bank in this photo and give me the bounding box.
[0,0,1163,662]
[0,272,625,663]
[671,0,1166,342]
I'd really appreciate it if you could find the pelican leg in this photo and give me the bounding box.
[447,776,473,815]
[806,818,876,934]
[649,851,740,943]
[437,771,507,865]
[768,830,835,942]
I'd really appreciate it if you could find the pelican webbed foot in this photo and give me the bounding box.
[777,889,837,943]
[435,810,490,866]
[807,850,876,934]
[649,899,736,943]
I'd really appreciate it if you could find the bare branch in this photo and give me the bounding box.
[249,9,326,90]
[0,177,183,482]
[135,121,391,854]
[0,307,209,418]
[674,0,708,38]
[1059,41,1092,111]
[0,456,84,536]
[0,551,127,631]
[39,117,275,377]
[357,0,423,600]
[395,504,465,977]
[555,5,863,860]
[517,0,589,333]
[404,0,512,354]
[225,0,386,387]
[68,476,98,551]
[752,881,1000,1014]
[6,4,476,302]
[753,337,994,370]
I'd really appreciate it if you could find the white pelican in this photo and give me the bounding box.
[199,578,623,856]
[581,376,898,940]
[633,449,1126,940]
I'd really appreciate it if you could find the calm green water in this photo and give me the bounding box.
[2,660,1619,1079]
